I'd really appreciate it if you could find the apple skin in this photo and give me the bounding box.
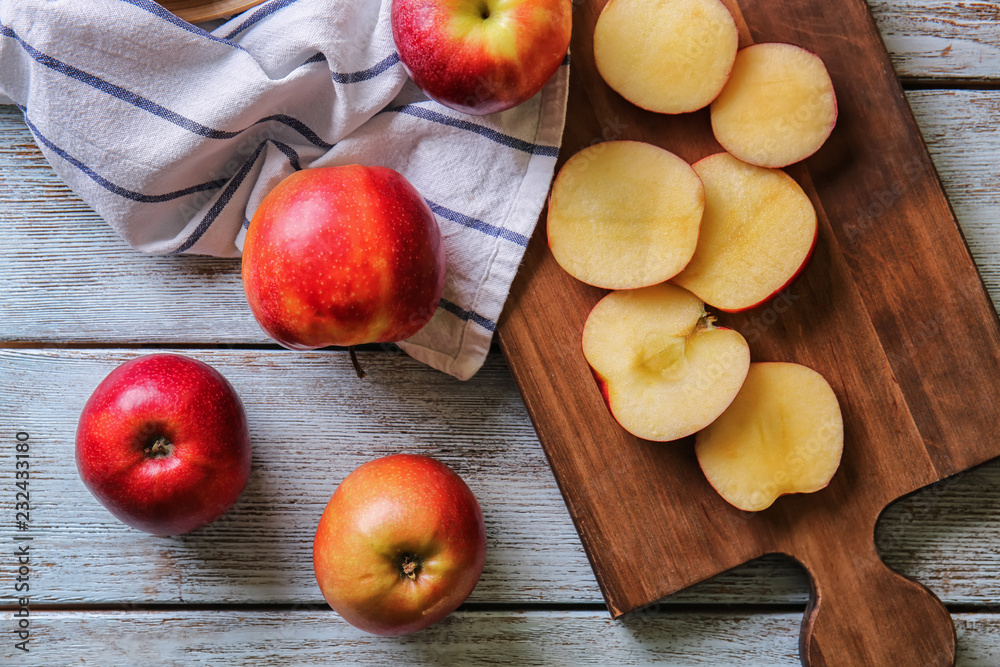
[586,327,748,440]
[682,153,819,313]
[242,166,446,350]
[717,232,817,313]
[313,453,487,636]
[391,0,572,115]
[75,354,252,536]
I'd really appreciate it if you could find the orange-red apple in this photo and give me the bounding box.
[695,362,844,511]
[242,166,446,351]
[391,0,572,115]
[313,454,487,636]
[582,283,750,442]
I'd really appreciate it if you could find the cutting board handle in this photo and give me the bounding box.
[795,531,955,666]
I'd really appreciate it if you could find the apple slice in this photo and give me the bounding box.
[582,283,750,442]
[594,0,738,114]
[695,362,844,512]
[672,153,817,312]
[711,43,838,168]
[548,141,705,289]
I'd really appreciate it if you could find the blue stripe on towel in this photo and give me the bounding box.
[1,23,242,138]
[21,107,304,251]
[380,103,559,157]
[175,143,268,253]
[223,0,301,40]
[268,139,303,171]
[20,107,229,203]
[252,114,334,150]
[1,23,389,150]
[119,0,247,52]
[439,299,497,332]
[332,53,401,84]
[19,115,529,257]
[426,200,529,248]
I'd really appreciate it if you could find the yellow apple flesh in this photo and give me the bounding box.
[695,362,844,512]
[582,283,750,442]
[711,43,838,168]
[548,141,705,290]
[672,153,817,312]
[594,0,738,114]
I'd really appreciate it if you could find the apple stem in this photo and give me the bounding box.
[399,553,421,581]
[145,436,172,459]
[696,313,717,332]
[349,347,366,379]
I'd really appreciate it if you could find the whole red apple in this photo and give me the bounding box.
[391,0,572,115]
[242,166,446,352]
[75,354,252,536]
[313,453,487,636]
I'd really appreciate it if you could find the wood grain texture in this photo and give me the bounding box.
[0,0,998,661]
[5,610,1000,666]
[4,348,1000,608]
[496,0,1000,664]
[1,92,997,344]
[870,0,1000,80]
[160,0,266,22]
[0,349,588,605]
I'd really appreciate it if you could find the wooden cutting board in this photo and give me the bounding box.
[497,0,1000,665]
[161,1,265,23]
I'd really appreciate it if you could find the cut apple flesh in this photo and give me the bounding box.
[711,42,838,168]
[695,362,844,512]
[672,152,817,312]
[594,0,738,114]
[548,141,705,290]
[582,283,750,442]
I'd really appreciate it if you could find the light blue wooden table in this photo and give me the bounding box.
[1,2,999,664]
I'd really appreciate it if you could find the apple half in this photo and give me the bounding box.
[672,152,817,312]
[594,0,738,114]
[548,141,705,290]
[711,42,838,168]
[582,283,750,442]
[695,362,844,512]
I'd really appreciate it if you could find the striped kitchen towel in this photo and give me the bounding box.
[0,0,569,380]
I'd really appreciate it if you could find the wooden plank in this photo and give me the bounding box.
[871,0,1000,80]
[1,90,996,344]
[497,0,1000,664]
[5,610,1000,665]
[160,0,266,22]
[4,348,1000,607]
[0,349,592,605]
[0,106,258,344]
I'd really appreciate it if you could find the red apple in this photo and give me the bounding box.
[313,453,487,636]
[391,0,572,115]
[242,166,446,353]
[75,354,252,536]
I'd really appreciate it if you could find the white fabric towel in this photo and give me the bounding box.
[0,0,569,380]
